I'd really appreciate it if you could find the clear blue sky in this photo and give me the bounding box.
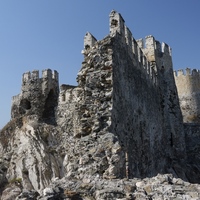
[0,0,200,128]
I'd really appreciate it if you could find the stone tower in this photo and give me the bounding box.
[11,69,59,124]
[174,68,200,123]
[9,10,187,181]
[73,10,186,178]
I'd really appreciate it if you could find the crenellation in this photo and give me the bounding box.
[177,69,184,76]
[137,38,144,49]
[22,71,31,83]
[11,68,59,122]
[161,42,171,56]
[145,35,156,49]
[174,68,200,77]
[155,40,161,52]
[109,11,161,87]
[84,32,97,50]
[31,70,39,80]
[8,10,200,187]
[53,70,58,80]
[192,69,199,76]
[186,68,191,75]
[174,68,200,123]
[22,69,58,84]
[42,69,52,80]
[109,10,125,37]
[143,35,156,63]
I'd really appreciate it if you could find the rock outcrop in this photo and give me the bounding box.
[1,10,200,199]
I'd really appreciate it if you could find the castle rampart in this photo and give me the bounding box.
[64,10,185,179]
[174,68,200,123]
[11,69,59,124]
[84,32,97,50]
[9,10,197,183]
[109,10,125,37]
[109,11,161,86]
[22,69,58,83]
[110,27,184,178]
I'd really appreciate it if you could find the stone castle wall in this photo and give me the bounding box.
[53,10,186,179]
[174,68,200,123]
[11,69,59,124]
[7,10,200,185]
[108,10,185,178]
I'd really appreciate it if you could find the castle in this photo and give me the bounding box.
[6,10,200,186]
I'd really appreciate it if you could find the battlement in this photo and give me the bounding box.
[109,10,171,62]
[84,32,97,50]
[139,35,171,55]
[137,35,172,61]
[174,68,200,98]
[109,10,125,37]
[174,68,200,77]
[22,69,58,83]
[174,68,200,123]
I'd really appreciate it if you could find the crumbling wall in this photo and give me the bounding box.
[11,69,59,125]
[54,10,186,180]
[8,10,187,182]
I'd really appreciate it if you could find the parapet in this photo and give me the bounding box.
[108,10,158,85]
[109,10,125,37]
[84,32,97,50]
[174,68,200,77]
[174,68,200,97]
[143,35,172,60]
[22,69,58,83]
[109,10,171,66]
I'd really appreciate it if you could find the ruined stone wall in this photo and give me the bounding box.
[53,10,186,180]
[109,10,185,178]
[8,10,189,183]
[174,68,200,123]
[3,10,200,198]
[54,35,125,179]
[11,69,59,124]
[111,34,165,178]
[56,85,82,143]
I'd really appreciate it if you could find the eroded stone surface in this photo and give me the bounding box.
[0,10,200,199]
[37,174,200,199]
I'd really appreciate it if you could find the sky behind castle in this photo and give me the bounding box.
[0,0,200,128]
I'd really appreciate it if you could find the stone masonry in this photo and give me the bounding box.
[8,9,198,181]
[1,10,200,199]
[11,69,59,124]
[174,68,200,123]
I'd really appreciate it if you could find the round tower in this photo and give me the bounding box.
[174,68,200,123]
